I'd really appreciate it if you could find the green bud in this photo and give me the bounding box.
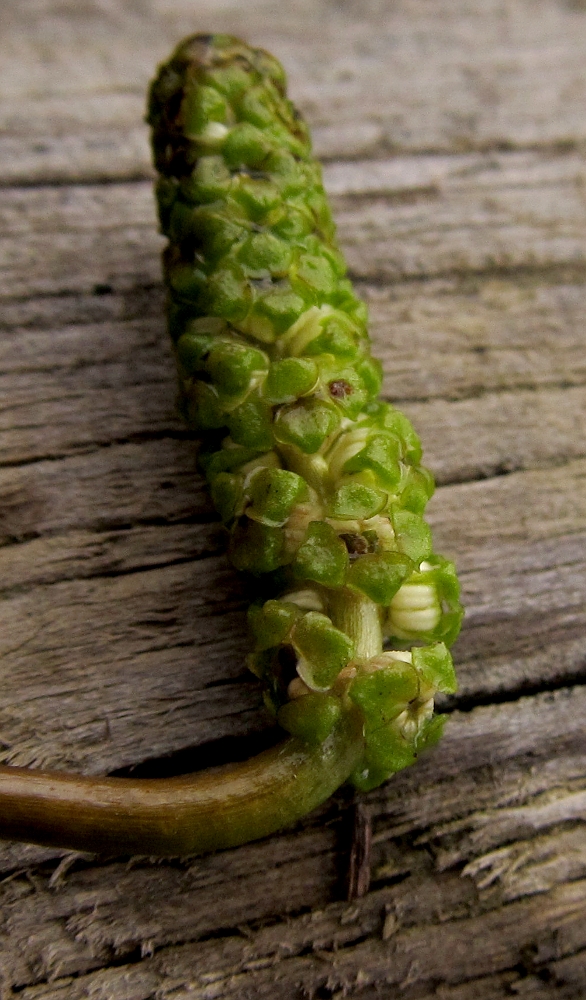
[292,254,337,300]
[176,331,214,374]
[399,466,435,514]
[271,207,314,242]
[292,612,354,690]
[227,393,273,449]
[347,551,413,605]
[263,357,318,404]
[390,508,433,563]
[245,647,273,680]
[248,599,299,650]
[210,471,243,524]
[412,643,458,695]
[321,243,347,279]
[350,760,393,793]
[274,399,340,454]
[169,203,244,258]
[379,405,423,465]
[231,176,281,221]
[181,84,229,137]
[418,557,464,646]
[237,84,279,129]
[342,432,403,490]
[348,645,452,783]
[349,660,419,726]
[166,254,207,301]
[199,444,265,480]
[229,518,284,574]
[246,467,307,526]
[266,149,305,192]
[168,307,225,344]
[356,356,383,399]
[303,313,361,359]
[329,481,387,520]
[203,262,253,322]
[332,277,368,320]
[205,340,268,398]
[237,231,292,276]
[323,366,368,420]
[363,722,417,774]
[267,122,309,160]
[203,65,252,101]
[292,521,349,587]
[364,731,438,787]
[223,122,274,168]
[304,192,336,242]
[416,713,447,752]
[195,202,248,244]
[248,47,288,93]
[253,284,307,336]
[432,556,461,607]
[185,381,225,430]
[180,155,232,204]
[277,692,342,744]
[440,608,464,649]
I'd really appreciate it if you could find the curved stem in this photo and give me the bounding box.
[0,596,380,856]
[0,711,364,855]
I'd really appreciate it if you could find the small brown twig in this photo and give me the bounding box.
[347,799,372,901]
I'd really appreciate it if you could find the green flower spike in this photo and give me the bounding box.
[0,34,462,859]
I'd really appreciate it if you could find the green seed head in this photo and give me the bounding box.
[149,33,462,784]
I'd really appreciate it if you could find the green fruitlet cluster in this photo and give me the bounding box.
[148,34,463,791]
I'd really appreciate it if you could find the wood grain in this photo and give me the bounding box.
[0,0,585,995]
[2,686,586,995]
[3,0,586,184]
[3,151,586,301]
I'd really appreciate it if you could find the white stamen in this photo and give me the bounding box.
[287,677,311,699]
[283,588,325,612]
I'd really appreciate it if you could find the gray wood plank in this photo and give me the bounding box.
[1,686,585,994]
[1,4,585,993]
[0,553,261,773]
[0,244,583,779]
[3,152,586,302]
[3,0,586,182]
[17,946,586,1000]
[0,453,583,772]
[1,273,585,473]
[4,273,586,403]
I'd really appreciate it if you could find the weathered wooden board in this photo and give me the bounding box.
[0,485,582,772]
[3,0,586,184]
[2,273,586,469]
[0,259,585,777]
[4,151,586,302]
[1,0,585,996]
[2,686,586,996]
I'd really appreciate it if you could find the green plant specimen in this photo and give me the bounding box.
[0,34,462,855]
